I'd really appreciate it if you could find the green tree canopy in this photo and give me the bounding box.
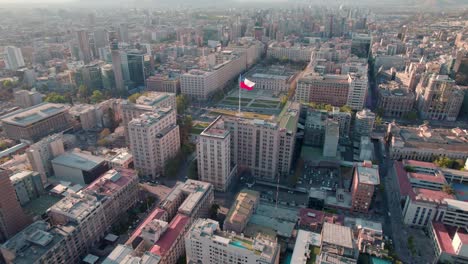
[91,90,104,103]
[435,156,454,168]
[78,85,89,99]
[45,92,67,103]
[128,93,141,103]
[176,94,189,114]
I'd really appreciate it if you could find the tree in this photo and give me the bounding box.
[100,128,111,139]
[339,105,352,113]
[90,90,104,103]
[2,80,12,88]
[128,93,141,103]
[442,184,455,195]
[164,154,181,178]
[176,94,189,114]
[178,115,193,148]
[434,156,454,168]
[78,85,89,100]
[97,138,108,146]
[375,116,383,126]
[403,111,418,121]
[44,92,66,103]
[324,104,333,112]
[280,95,288,107]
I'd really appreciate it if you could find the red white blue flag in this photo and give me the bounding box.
[239,75,255,91]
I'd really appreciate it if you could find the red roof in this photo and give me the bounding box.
[86,168,137,196]
[432,222,455,254]
[457,229,468,245]
[150,214,190,257]
[413,188,455,202]
[394,161,414,199]
[403,160,437,170]
[126,208,168,245]
[299,208,325,227]
[409,172,447,184]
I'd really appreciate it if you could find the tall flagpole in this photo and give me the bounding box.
[238,75,241,114]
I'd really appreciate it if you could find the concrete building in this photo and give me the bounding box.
[344,217,385,257]
[111,40,125,91]
[387,124,468,161]
[354,109,375,140]
[323,119,339,157]
[185,218,280,264]
[224,189,259,234]
[347,73,368,111]
[267,42,313,62]
[9,170,44,206]
[351,161,380,213]
[416,75,464,121]
[0,103,71,142]
[180,51,246,100]
[291,230,321,264]
[0,169,32,242]
[430,222,468,264]
[223,102,300,181]
[318,222,358,263]
[14,90,43,108]
[246,65,299,92]
[304,107,351,146]
[51,150,108,185]
[69,104,99,131]
[26,133,65,184]
[128,108,180,178]
[76,30,92,64]
[121,92,176,143]
[146,75,180,94]
[351,33,372,59]
[197,117,236,191]
[377,81,415,118]
[3,46,25,70]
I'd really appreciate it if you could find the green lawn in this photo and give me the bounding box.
[308,246,320,264]
[249,102,279,108]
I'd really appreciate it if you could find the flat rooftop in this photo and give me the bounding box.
[178,180,212,216]
[200,116,229,139]
[136,92,174,107]
[150,214,190,257]
[357,166,380,185]
[48,193,99,222]
[322,222,353,249]
[1,103,69,127]
[128,107,173,127]
[69,104,95,115]
[126,208,167,246]
[85,168,137,197]
[52,151,105,171]
[102,244,162,264]
[291,230,321,264]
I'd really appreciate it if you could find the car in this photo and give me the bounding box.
[388,212,391,217]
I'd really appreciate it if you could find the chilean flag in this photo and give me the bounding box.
[239,75,255,91]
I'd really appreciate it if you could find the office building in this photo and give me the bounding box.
[78,63,103,90]
[26,133,65,184]
[354,109,375,140]
[119,23,129,43]
[267,42,313,62]
[224,189,259,234]
[351,33,372,59]
[430,222,468,264]
[416,75,464,121]
[387,124,468,161]
[128,108,180,178]
[3,46,25,70]
[76,30,92,64]
[197,117,236,191]
[318,222,358,263]
[0,169,32,242]
[69,104,100,131]
[246,65,299,92]
[323,119,339,157]
[377,81,415,118]
[13,90,43,108]
[296,74,349,106]
[101,64,115,90]
[347,73,368,110]
[127,51,146,87]
[146,75,180,94]
[111,41,125,91]
[185,218,280,264]
[0,103,71,142]
[121,91,176,143]
[51,150,109,185]
[351,161,380,213]
[9,170,44,206]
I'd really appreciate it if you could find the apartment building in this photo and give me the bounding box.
[128,108,180,178]
[26,133,65,184]
[185,218,280,264]
[0,103,71,142]
[9,170,44,206]
[347,73,368,111]
[267,42,313,62]
[13,90,43,108]
[146,75,180,94]
[416,74,464,121]
[354,109,375,140]
[224,189,260,234]
[121,92,176,143]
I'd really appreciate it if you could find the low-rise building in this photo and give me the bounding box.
[318,222,358,264]
[224,189,259,234]
[185,218,280,264]
[9,170,44,206]
[26,133,65,184]
[14,90,43,108]
[51,150,108,185]
[377,81,415,118]
[430,222,468,264]
[291,230,321,264]
[146,75,180,94]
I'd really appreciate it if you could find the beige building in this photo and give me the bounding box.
[377,81,415,118]
[26,133,65,184]
[146,75,180,94]
[121,92,176,143]
[416,74,464,121]
[224,189,259,234]
[347,73,368,111]
[0,103,71,142]
[13,90,43,108]
[185,218,280,264]
[69,104,99,131]
[197,117,237,191]
[128,108,180,178]
[354,109,375,140]
[267,42,313,62]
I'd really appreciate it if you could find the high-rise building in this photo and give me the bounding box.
[323,119,339,157]
[295,74,349,106]
[79,62,103,90]
[3,46,25,70]
[354,109,375,140]
[127,51,146,87]
[101,64,115,90]
[416,74,464,121]
[351,161,380,213]
[185,218,280,264]
[13,90,43,108]
[0,169,32,242]
[119,23,129,43]
[76,30,92,64]
[377,81,415,118]
[128,108,180,178]
[26,134,65,184]
[347,73,368,110]
[351,33,372,59]
[111,41,125,91]
[121,91,176,143]
[93,28,108,49]
[197,116,236,191]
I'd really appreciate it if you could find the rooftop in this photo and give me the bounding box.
[48,192,99,222]
[84,168,137,198]
[226,189,259,225]
[356,165,380,185]
[177,179,212,216]
[136,92,174,107]
[128,108,173,127]
[126,208,167,246]
[69,104,96,115]
[9,170,38,183]
[322,222,354,249]
[200,116,229,139]
[102,244,162,264]
[150,214,190,257]
[291,230,322,264]
[408,172,447,184]
[52,150,105,171]
[432,222,456,254]
[0,103,70,127]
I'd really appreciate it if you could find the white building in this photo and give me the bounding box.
[128,108,180,178]
[267,42,313,62]
[347,73,368,111]
[26,133,65,184]
[197,117,237,192]
[354,109,375,140]
[185,218,280,264]
[3,46,25,70]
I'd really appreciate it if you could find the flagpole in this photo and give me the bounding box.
[238,75,241,114]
